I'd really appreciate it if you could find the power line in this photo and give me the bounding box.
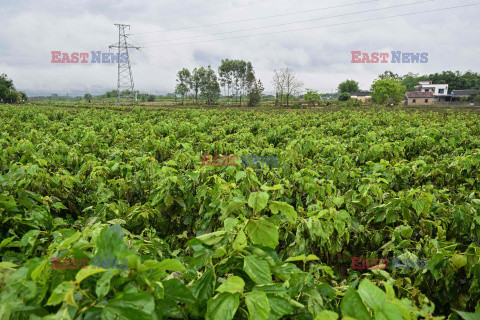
[108,24,140,103]
[140,0,441,45]
[134,0,278,25]
[140,2,480,47]
[134,0,382,35]
[129,39,180,67]
[134,0,232,22]
[134,47,179,70]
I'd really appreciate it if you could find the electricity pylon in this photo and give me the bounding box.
[109,24,140,104]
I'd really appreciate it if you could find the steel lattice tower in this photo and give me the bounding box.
[109,24,140,104]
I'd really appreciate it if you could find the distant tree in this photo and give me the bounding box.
[104,90,118,98]
[338,92,351,101]
[401,72,420,91]
[0,74,24,103]
[271,69,286,105]
[279,68,303,106]
[303,89,322,107]
[218,59,234,104]
[84,93,93,103]
[19,91,28,102]
[371,79,406,105]
[338,79,359,94]
[190,67,206,105]
[147,95,155,102]
[218,59,255,106]
[247,80,264,107]
[469,93,480,103]
[346,98,362,107]
[175,68,191,105]
[378,71,401,81]
[200,66,221,105]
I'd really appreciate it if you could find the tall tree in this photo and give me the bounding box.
[175,68,191,105]
[371,79,406,105]
[271,68,303,106]
[303,89,322,107]
[338,79,360,94]
[84,93,93,103]
[283,68,304,107]
[219,59,256,106]
[200,66,221,105]
[218,59,234,104]
[0,74,25,103]
[378,71,401,81]
[190,67,206,105]
[401,72,420,91]
[247,80,264,107]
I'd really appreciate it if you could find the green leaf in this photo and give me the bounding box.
[95,225,130,261]
[0,261,17,271]
[244,255,272,285]
[206,293,240,320]
[216,276,245,294]
[226,199,247,215]
[394,225,413,239]
[306,254,320,262]
[143,259,186,271]
[267,294,300,320]
[75,266,107,284]
[248,192,269,213]
[197,231,227,246]
[260,184,283,191]
[340,287,372,320]
[0,193,17,210]
[285,254,319,262]
[96,270,115,299]
[246,217,279,248]
[412,200,429,215]
[233,230,247,251]
[0,236,16,249]
[451,254,468,269]
[357,279,386,309]
[286,254,306,262]
[246,291,270,320]
[46,281,75,306]
[332,197,344,207]
[191,268,215,302]
[57,231,81,251]
[314,310,339,320]
[269,201,297,223]
[375,303,403,320]
[102,286,155,320]
[235,171,246,182]
[224,217,240,231]
[454,310,480,320]
[163,278,198,304]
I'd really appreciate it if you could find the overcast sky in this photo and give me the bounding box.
[1,0,479,96]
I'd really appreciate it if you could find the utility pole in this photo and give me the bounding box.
[109,24,140,104]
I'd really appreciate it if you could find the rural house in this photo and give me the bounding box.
[451,89,480,100]
[349,92,372,102]
[405,91,434,105]
[414,80,449,102]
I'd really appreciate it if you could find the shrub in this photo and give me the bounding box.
[338,93,350,101]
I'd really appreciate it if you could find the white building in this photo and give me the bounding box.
[414,81,449,102]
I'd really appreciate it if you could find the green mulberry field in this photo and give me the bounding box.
[1,104,480,319]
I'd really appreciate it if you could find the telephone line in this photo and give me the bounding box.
[139,2,480,47]
[140,0,441,45]
[134,0,382,35]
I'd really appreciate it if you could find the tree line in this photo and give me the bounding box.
[175,59,264,107]
[0,74,28,103]
[335,70,480,106]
